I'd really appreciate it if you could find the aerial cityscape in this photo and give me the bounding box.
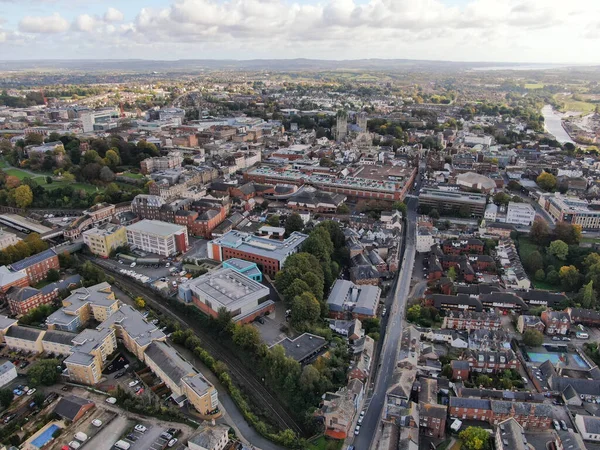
[1,3,600,450]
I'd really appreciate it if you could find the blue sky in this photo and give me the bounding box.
[0,0,598,63]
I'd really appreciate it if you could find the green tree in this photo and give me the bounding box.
[546,270,560,285]
[548,240,569,260]
[284,213,304,236]
[0,388,13,408]
[447,266,457,281]
[554,223,582,245]
[581,281,597,309]
[524,251,544,273]
[232,324,261,352]
[536,171,557,191]
[46,268,60,282]
[534,269,546,281]
[28,359,60,386]
[62,172,76,183]
[134,297,145,309]
[459,426,491,450]
[266,215,280,227]
[428,208,440,219]
[14,184,33,208]
[392,201,407,215]
[493,192,511,205]
[523,329,544,347]
[529,218,550,244]
[291,292,321,326]
[336,203,350,214]
[476,375,493,387]
[559,265,581,292]
[406,304,421,322]
[104,148,120,169]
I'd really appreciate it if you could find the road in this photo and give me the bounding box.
[353,162,423,450]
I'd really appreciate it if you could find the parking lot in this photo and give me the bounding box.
[252,301,288,346]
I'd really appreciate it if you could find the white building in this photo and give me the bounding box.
[574,414,600,442]
[188,423,230,450]
[416,228,435,253]
[506,202,536,226]
[0,229,20,250]
[126,220,189,257]
[484,203,498,221]
[81,108,119,133]
[0,361,17,388]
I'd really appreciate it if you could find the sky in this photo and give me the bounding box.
[0,0,598,64]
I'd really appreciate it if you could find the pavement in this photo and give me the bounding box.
[353,162,424,450]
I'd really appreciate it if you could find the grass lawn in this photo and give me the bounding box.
[533,280,558,290]
[306,436,343,450]
[554,94,597,114]
[120,171,146,180]
[4,168,48,182]
[2,164,102,194]
[525,83,545,89]
[517,236,539,262]
[44,181,103,194]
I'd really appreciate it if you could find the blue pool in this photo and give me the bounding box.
[527,352,590,369]
[31,424,60,448]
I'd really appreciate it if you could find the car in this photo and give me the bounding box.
[130,262,136,268]
[20,361,29,369]
[114,371,125,379]
[129,380,140,387]
[562,337,571,341]
[105,397,117,404]
[161,432,173,440]
[26,388,36,395]
[382,308,387,316]
[354,426,360,436]
[167,428,178,436]
[134,424,147,433]
[357,416,363,425]
[552,336,561,341]
[135,386,143,393]
[256,316,265,324]
[360,410,365,418]
[13,389,23,396]
[553,420,561,431]
[92,419,103,427]
[168,438,178,447]
[127,433,138,441]
[136,388,144,396]
[560,420,568,431]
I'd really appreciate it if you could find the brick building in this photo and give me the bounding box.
[442,311,501,331]
[9,249,59,284]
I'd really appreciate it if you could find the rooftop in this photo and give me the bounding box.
[126,219,187,237]
[144,341,195,385]
[273,332,327,362]
[42,330,76,346]
[5,325,42,342]
[100,304,165,348]
[62,282,118,314]
[10,249,56,272]
[211,230,308,262]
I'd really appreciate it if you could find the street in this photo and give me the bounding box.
[353,162,423,450]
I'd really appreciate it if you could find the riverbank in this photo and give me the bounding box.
[541,105,574,144]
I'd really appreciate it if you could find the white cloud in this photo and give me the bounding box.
[18,12,69,33]
[104,7,123,23]
[72,14,96,32]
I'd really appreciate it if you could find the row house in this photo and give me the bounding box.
[449,398,552,430]
[442,238,484,255]
[462,349,519,373]
[442,310,501,331]
[540,310,571,335]
[567,307,600,327]
[517,315,545,334]
[7,275,80,316]
[468,329,511,351]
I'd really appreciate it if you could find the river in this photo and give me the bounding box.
[541,105,574,144]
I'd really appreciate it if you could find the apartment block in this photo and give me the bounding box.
[83,225,127,258]
[126,220,189,257]
[9,249,59,284]
[0,266,29,299]
[65,327,117,385]
[419,188,488,218]
[207,230,308,277]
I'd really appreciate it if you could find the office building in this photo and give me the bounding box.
[81,108,119,133]
[419,188,488,218]
[543,193,600,229]
[327,279,381,320]
[83,225,127,258]
[126,220,189,257]
[506,202,536,226]
[207,230,308,277]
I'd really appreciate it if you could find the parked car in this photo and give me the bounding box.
[553,420,561,431]
[92,419,103,427]
[105,397,117,404]
[562,337,571,341]
[134,424,147,433]
[160,432,173,440]
[128,380,140,388]
[560,420,568,431]
[552,336,561,341]
[26,388,36,395]
[168,438,178,448]
[354,426,360,436]
[127,434,138,441]
[20,361,29,369]
[167,428,178,436]
[136,388,144,396]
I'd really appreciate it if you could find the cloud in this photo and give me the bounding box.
[18,12,69,33]
[72,14,96,32]
[104,7,123,23]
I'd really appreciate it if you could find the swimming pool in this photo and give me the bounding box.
[527,352,590,369]
[31,424,60,448]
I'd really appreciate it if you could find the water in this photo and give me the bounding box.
[31,424,60,448]
[527,351,590,369]
[541,105,574,144]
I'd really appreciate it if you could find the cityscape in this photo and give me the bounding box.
[0,3,600,450]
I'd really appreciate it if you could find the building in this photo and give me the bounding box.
[568,307,600,327]
[0,361,17,388]
[144,341,219,416]
[273,333,328,365]
[555,430,587,450]
[449,398,551,430]
[574,415,600,442]
[64,327,117,385]
[222,258,262,282]
[207,230,308,277]
[462,349,519,373]
[0,229,20,250]
[495,418,528,450]
[7,275,82,316]
[416,227,434,253]
[81,108,118,132]
[140,152,183,174]
[543,193,600,229]
[456,172,496,193]
[506,202,536,226]
[82,225,127,258]
[451,360,470,380]
[188,423,230,450]
[517,315,545,334]
[0,266,29,299]
[442,238,484,255]
[442,310,501,331]
[327,279,381,320]
[419,188,488,218]
[418,378,447,439]
[0,315,17,343]
[317,383,363,439]
[53,395,95,422]
[484,203,498,221]
[181,267,272,323]
[541,310,571,335]
[41,330,76,356]
[4,325,45,353]
[287,188,347,213]
[9,249,59,284]
[126,220,189,257]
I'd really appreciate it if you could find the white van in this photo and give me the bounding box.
[576,332,589,339]
[74,432,88,442]
[114,440,131,450]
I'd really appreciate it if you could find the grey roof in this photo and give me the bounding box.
[0,314,17,330]
[551,376,600,396]
[188,423,229,448]
[273,333,327,362]
[100,304,165,348]
[40,275,81,295]
[182,373,213,397]
[451,360,470,369]
[126,219,187,237]
[496,418,527,450]
[211,230,308,263]
[449,397,491,410]
[562,385,578,400]
[556,431,586,450]
[6,286,40,303]
[490,401,552,418]
[65,327,115,366]
[5,325,42,341]
[579,415,600,434]
[62,282,118,314]
[53,395,94,421]
[569,307,600,322]
[46,309,79,328]
[0,361,16,376]
[0,265,28,287]
[10,249,56,271]
[327,279,380,315]
[42,330,76,346]
[144,341,195,385]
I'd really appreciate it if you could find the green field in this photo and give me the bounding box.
[2,166,102,193]
[4,168,49,181]
[516,236,538,262]
[553,94,597,114]
[120,171,146,180]
[524,83,545,89]
[307,436,343,450]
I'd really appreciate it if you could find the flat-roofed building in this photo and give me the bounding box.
[65,327,117,385]
[83,224,127,258]
[207,230,308,277]
[543,193,600,229]
[506,202,536,226]
[185,267,272,323]
[419,188,488,218]
[126,219,189,256]
[327,279,381,320]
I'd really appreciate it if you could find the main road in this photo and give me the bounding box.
[353,162,424,450]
